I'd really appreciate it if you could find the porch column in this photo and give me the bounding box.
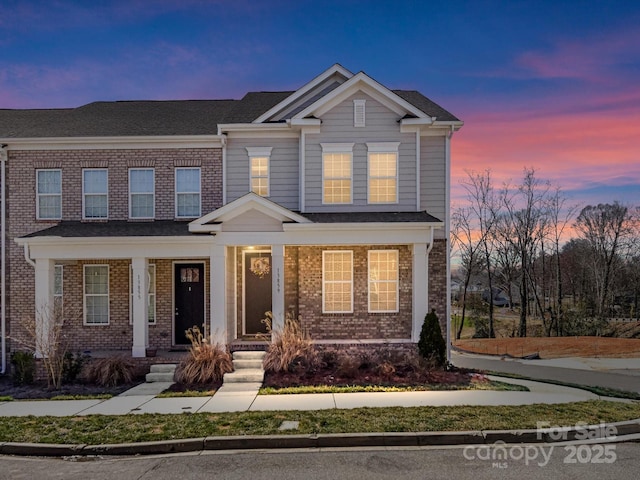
[271,244,285,333]
[210,244,227,342]
[131,257,149,358]
[34,258,55,358]
[412,243,429,341]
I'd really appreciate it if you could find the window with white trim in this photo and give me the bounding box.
[368,250,399,313]
[129,168,155,219]
[322,251,353,313]
[36,169,62,219]
[84,265,109,325]
[246,147,272,197]
[354,99,366,127]
[367,142,399,204]
[175,167,201,218]
[83,169,108,219]
[322,143,354,204]
[129,264,156,324]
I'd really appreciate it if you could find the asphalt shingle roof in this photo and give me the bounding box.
[0,87,458,138]
[301,211,442,223]
[22,221,193,238]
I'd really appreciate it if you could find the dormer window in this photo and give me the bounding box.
[353,99,366,127]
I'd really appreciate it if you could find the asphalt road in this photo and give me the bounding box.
[1,443,639,479]
[451,352,640,393]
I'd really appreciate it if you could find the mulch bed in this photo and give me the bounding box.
[0,375,139,400]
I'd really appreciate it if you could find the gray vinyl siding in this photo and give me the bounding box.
[226,137,299,210]
[304,93,417,213]
[420,135,446,222]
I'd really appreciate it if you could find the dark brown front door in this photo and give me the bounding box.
[244,251,272,335]
[174,263,205,345]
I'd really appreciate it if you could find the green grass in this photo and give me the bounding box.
[260,380,527,395]
[0,396,13,402]
[156,390,217,398]
[0,400,638,444]
[49,394,113,401]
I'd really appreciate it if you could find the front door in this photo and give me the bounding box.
[174,263,205,345]
[243,251,272,335]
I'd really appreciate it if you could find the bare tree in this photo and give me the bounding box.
[575,202,636,319]
[460,170,500,338]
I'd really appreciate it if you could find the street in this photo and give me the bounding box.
[1,443,639,479]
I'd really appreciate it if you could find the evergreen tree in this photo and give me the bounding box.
[418,309,446,366]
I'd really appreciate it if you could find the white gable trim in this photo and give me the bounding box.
[292,72,428,120]
[253,64,354,124]
[189,192,311,233]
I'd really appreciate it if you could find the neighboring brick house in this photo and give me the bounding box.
[0,64,462,371]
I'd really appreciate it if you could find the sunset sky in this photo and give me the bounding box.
[1,0,638,208]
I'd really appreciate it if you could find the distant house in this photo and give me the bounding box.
[0,64,462,370]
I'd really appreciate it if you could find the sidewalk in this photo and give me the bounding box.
[0,374,607,418]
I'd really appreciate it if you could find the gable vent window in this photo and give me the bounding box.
[354,99,366,127]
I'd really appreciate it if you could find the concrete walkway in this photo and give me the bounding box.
[0,374,610,417]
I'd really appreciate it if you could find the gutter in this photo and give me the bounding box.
[1,144,6,373]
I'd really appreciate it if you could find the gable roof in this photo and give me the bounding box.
[0,65,459,138]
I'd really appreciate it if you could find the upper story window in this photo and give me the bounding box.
[83,169,108,219]
[246,147,272,197]
[36,169,62,220]
[322,250,353,313]
[129,168,155,219]
[321,143,354,204]
[368,250,399,313]
[353,99,366,127]
[367,142,400,204]
[175,167,201,218]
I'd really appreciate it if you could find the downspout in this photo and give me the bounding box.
[220,133,227,205]
[445,126,455,363]
[1,144,7,374]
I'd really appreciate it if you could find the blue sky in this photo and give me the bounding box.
[1,0,639,207]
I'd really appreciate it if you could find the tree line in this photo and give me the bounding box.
[452,168,639,339]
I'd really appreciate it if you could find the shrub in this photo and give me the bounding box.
[62,352,88,384]
[175,326,233,384]
[11,351,35,386]
[85,356,136,387]
[262,312,318,373]
[418,309,447,367]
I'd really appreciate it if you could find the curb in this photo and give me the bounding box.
[2,420,640,457]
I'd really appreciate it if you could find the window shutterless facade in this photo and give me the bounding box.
[322,250,353,313]
[367,142,399,204]
[82,169,108,219]
[368,250,399,313]
[247,147,272,197]
[175,167,201,218]
[129,264,156,324]
[321,143,354,204]
[84,265,109,325]
[36,169,62,219]
[129,168,155,219]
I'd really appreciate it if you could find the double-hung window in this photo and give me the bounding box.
[322,251,353,313]
[129,168,155,219]
[83,169,108,219]
[129,264,156,324]
[175,167,201,218]
[84,265,109,325]
[322,143,353,204]
[246,147,272,197]
[36,169,62,219]
[367,143,399,204]
[368,250,399,313]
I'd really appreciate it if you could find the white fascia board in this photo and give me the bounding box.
[288,118,322,127]
[217,123,298,139]
[283,222,443,232]
[432,120,464,131]
[17,236,212,260]
[2,135,223,150]
[293,72,427,120]
[253,64,354,124]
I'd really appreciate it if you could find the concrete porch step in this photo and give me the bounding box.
[223,369,265,383]
[146,364,177,383]
[232,351,266,361]
[233,359,264,370]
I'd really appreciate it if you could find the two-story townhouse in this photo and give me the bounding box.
[0,64,462,374]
